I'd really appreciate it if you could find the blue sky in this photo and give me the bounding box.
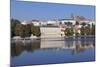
[11,0,95,21]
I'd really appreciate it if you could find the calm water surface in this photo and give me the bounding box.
[11,36,95,66]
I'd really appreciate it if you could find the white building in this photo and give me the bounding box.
[40,21,47,26]
[21,21,27,25]
[47,20,59,26]
[40,26,65,38]
[58,19,76,25]
[74,25,82,34]
[32,20,40,26]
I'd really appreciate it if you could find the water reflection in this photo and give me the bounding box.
[11,37,95,57]
[65,37,95,54]
[11,40,41,57]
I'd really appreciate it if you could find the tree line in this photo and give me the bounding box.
[64,22,95,36]
[11,19,95,38]
[11,19,41,38]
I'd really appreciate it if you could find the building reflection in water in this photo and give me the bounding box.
[11,37,95,57]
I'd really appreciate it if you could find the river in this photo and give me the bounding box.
[11,36,95,66]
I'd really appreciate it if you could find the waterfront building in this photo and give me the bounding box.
[40,26,64,38]
[58,19,76,25]
[19,17,95,38]
[32,20,40,26]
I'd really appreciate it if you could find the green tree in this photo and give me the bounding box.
[75,32,80,36]
[11,19,21,38]
[67,22,72,26]
[24,24,31,37]
[64,28,74,36]
[80,26,85,35]
[31,25,41,37]
[81,22,86,26]
[91,23,95,35]
[85,25,91,35]
[75,21,79,25]
[15,24,25,38]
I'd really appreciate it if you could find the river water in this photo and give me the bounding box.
[11,36,95,66]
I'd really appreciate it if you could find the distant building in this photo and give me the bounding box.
[58,19,76,25]
[74,25,82,34]
[32,20,40,26]
[40,20,47,26]
[20,16,95,37]
[21,21,27,25]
